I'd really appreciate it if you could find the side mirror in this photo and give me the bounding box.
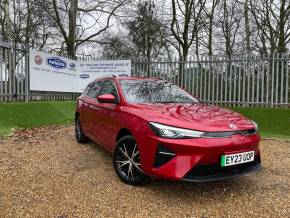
[97,94,116,104]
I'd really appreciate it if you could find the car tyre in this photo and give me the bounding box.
[75,115,89,143]
[113,135,150,185]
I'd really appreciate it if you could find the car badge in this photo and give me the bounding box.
[229,123,237,129]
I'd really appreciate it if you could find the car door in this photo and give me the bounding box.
[78,82,94,131]
[90,79,121,151]
[85,80,104,140]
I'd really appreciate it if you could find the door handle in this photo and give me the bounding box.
[89,105,100,110]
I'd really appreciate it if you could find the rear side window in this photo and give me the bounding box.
[83,83,93,96]
[87,81,103,98]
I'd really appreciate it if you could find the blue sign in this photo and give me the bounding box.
[118,74,129,77]
[47,57,67,69]
[80,74,90,79]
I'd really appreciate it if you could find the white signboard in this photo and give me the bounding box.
[29,49,131,93]
[29,49,78,92]
[78,60,131,92]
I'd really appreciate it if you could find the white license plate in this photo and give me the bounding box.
[221,151,255,167]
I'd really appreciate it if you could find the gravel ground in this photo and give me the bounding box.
[0,126,289,218]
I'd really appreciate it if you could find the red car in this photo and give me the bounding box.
[75,76,261,185]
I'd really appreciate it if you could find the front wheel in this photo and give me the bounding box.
[113,135,150,185]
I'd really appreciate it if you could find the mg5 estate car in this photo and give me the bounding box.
[75,76,261,185]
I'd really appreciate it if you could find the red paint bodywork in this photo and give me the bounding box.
[76,77,261,181]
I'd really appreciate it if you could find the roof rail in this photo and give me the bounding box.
[152,77,165,80]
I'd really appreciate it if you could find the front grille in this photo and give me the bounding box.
[183,154,261,182]
[203,128,257,138]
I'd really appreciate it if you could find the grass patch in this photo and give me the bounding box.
[230,107,290,139]
[0,101,76,136]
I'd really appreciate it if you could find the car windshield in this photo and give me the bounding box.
[119,79,199,104]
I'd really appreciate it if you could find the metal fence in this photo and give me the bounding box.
[1,40,290,107]
[132,55,290,107]
[0,41,28,101]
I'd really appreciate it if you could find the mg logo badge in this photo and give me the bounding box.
[34,55,42,65]
[229,123,237,129]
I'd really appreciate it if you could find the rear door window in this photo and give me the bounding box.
[87,81,103,98]
[83,83,94,96]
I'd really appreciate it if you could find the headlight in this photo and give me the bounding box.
[251,120,259,131]
[149,122,205,139]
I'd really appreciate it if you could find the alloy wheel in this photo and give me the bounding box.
[115,142,143,180]
[113,135,149,185]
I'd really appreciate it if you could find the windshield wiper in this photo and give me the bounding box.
[153,101,177,104]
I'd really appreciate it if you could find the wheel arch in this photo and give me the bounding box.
[116,128,133,143]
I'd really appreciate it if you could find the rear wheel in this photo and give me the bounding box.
[75,115,89,143]
[113,135,149,185]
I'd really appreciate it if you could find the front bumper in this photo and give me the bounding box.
[137,131,261,181]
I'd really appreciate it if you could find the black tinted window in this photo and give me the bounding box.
[87,81,103,98]
[120,79,199,104]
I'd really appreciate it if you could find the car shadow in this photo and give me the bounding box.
[144,177,259,202]
[86,141,112,156]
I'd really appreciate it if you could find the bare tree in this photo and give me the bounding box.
[244,0,251,54]
[51,0,128,58]
[1,0,13,41]
[0,0,55,47]
[126,0,166,60]
[100,34,134,59]
[170,0,206,60]
[202,0,220,56]
[250,0,290,54]
[217,0,242,59]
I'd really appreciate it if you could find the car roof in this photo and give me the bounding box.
[94,76,164,82]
